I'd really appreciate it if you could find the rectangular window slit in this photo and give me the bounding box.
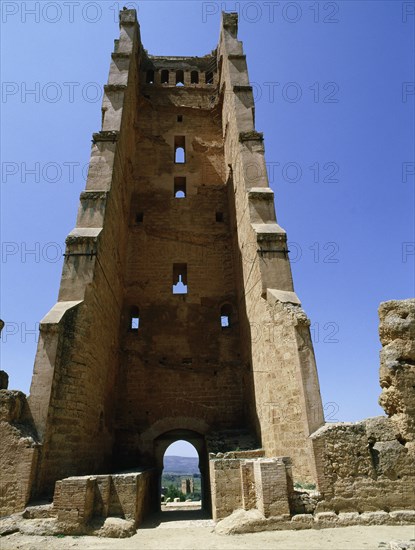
[220,304,232,328]
[130,306,140,331]
[221,316,229,328]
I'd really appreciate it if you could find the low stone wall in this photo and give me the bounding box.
[0,390,39,516]
[311,416,415,512]
[215,508,415,535]
[53,470,155,527]
[209,451,294,520]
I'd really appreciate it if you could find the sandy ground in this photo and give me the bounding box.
[1,510,414,550]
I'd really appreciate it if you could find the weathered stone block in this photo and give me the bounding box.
[314,511,338,526]
[389,510,415,523]
[359,511,390,525]
[290,514,314,528]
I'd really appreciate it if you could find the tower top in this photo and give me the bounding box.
[221,12,239,37]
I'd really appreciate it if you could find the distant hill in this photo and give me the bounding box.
[163,455,199,474]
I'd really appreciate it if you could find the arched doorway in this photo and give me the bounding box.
[154,429,210,515]
[162,440,201,511]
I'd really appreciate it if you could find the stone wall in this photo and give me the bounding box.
[209,451,292,521]
[210,458,244,520]
[53,471,155,527]
[378,299,415,442]
[0,391,39,515]
[311,299,415,512]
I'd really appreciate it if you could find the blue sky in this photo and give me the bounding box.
[164,440,198,458]
[1,2,414,458]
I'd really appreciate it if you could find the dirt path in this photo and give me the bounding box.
[1,510,414,550]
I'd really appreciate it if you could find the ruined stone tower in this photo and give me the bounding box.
[3,10,414,531]
[25,10,324,506]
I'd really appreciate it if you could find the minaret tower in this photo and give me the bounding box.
[27,9,324,501]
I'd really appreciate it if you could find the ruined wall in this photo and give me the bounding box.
[53,471,155,527]
[27,11,141,496]
[378,299,415,441]
[312,299,415,512]
[209,451,292,521]
[217,12,324,481]
[0,391,39,515]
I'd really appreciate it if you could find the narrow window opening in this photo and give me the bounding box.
[131,317,139,329]
[216,212,224,222]
[146,70,155,84]
[191,71,199,84]
[130,306,140,331]
[177,115,183,122]
[174,136,186,163]
[220,304,232,328]
[205,71,214,85]
[135,212,144,223]
[161,69,169,84]
[176,70,184,86]
[175,148,185,163]
[174,177,186,198]
[173,263,188,294]
[221,315,229,328]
